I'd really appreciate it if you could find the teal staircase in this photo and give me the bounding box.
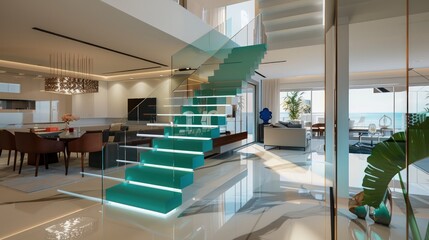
[105,44,267,214]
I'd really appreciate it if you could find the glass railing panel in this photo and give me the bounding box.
[182,14,265,137]
[407,68,429,239]
[54,13,266,217]
[171,22,232,73]
[340,0,407,238]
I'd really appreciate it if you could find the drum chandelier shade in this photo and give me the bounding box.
[44,54,98,94]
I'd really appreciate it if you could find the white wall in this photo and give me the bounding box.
[72,77,171,121]
[106,78,171,119]
[72,81,108,118]
[0,75,72,126]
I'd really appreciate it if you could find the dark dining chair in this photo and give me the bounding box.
[15,132,66,177]
[66,132,103,177]
[0,130,18,170]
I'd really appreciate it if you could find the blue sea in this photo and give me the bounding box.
[349,112,405,130]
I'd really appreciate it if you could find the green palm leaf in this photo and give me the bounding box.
[362,113,429,207]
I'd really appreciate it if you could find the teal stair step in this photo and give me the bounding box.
[106,182,182,214]
[215,45,266,66]
[181,106,218,114]
[214,64,254,76]
[208,73,250,82]
[200,81,246,90]
[206,58,265,81]
[152,138,213,152]
[219,60,261,73]
[191,97,227,105]
[194,88,241,96]
[209,63,260,80]
[174,115,226,125]
[125,165,194,189]
[140,151,204,169]
[164,126,220,138]
[224,52,264,63]
[228,44,267,55]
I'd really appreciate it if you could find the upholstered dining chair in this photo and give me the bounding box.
[66,132,103,177]
[15,132,66,177]
[0,130,17,170]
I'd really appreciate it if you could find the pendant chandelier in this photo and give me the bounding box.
[44,53,98,94]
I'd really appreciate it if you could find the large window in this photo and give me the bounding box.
[279,90,325,126]
[0,82,20,93]
[349,87,405,131]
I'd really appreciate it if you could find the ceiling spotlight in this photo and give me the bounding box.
[0,70,6,73]
[130,77,134,80]
[160,75,163,77]
[18,73,25,76]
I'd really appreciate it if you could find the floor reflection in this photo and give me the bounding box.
[45,217,97,240]
[3,142,424,239]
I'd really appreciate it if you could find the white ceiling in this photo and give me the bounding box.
[257,1,429,81]
[0,0,428,84]
[0,0,187,80]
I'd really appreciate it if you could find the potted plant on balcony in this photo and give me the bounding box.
[281,91,304,123]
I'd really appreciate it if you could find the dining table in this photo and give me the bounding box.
[27,130,86,165]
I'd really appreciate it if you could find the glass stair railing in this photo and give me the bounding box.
[58,14,267,217]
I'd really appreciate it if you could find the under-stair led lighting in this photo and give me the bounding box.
[142,163,194,173]
[195,95,236,98]
[167,95,236,100]
[81,172,125,182]
[136,133,211,141]
[182,104,232,107]
[119,145,203,155]
[157,113,227,117]
[127,180,182,193]
[163,105,181,107]
[147,123,219,128]
[57,190,103,203]
[105,201,177,218]
[116,159,140,164]
[173,89,192,92]
[116,159,193,173]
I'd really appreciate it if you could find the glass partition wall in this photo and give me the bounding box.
[328,0,429,239]
[407,0,429,238]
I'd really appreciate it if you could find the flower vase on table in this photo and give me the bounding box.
[64,122,70,134]
[61,113,79,135]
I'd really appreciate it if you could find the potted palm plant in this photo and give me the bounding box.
[281,91,304,122]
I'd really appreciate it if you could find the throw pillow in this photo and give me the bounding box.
[272,122,286,128]
[278,120,290,127]
[287,123,302,128]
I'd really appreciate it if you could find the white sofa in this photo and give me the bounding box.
[264,126,309,150]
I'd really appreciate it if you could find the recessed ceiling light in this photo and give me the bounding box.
[0,70,6,73]
[129,77,134,80]
[37,75,43,78]
[18,73,25,76]
[160,75,163,77]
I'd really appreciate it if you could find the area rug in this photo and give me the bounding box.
[0,159,118,193]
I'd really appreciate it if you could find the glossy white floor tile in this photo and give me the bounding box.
[0,140,428,239]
